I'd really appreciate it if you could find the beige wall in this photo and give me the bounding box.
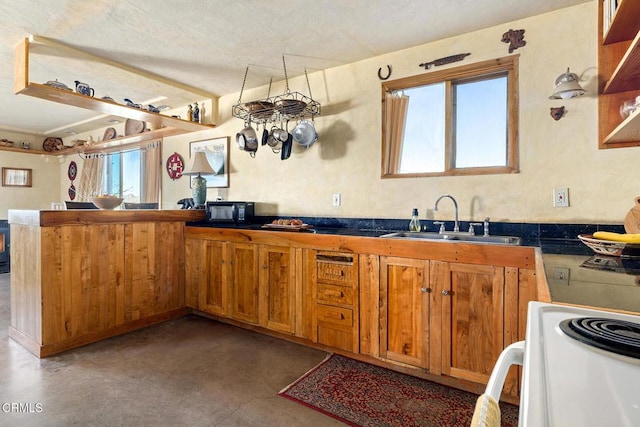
[6,2,634,225]
[0,132,61,218]
[169,2,619,224]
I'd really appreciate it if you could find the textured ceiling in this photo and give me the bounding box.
[0,0,591,136]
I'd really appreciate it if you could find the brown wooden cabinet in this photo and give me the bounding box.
[228,243,261,324]
[379,256,430,369]
[315,251,359,352]
[9,210,202,357]
[185,236,297,334]
[598,0,640,148]
[259,245,296,334]
[431,262,510,385]
[184,227,537,399]
[375,256,534,397]
[185,238,227,316]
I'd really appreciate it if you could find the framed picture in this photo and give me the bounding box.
[189,137,229,188]
[2,167,32,187]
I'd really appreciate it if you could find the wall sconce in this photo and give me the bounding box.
[549,68,586,99]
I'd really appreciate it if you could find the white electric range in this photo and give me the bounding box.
[489,301,640,426]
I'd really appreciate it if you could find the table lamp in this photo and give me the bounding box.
[182,151,215,207]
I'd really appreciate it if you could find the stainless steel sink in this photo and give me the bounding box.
[380,231,521,245]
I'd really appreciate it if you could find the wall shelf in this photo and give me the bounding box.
[0,145,49,155]
[602,30,640,95]
[598,0,640,149]
[602,0,640,45]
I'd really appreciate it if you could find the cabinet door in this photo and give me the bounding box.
[437,262,504,384]
[259,245,296,334]
[379,256,430,369]
[185,238,228,315]
[228,243,260,324]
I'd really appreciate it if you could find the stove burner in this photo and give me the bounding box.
[560,317,640,359]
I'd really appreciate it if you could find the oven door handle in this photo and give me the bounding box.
[485,340,525,401]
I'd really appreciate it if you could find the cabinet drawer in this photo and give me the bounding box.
[317,304,353,328]
[317,283,354,306]
[317,253,355,285]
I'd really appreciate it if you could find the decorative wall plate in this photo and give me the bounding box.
[43,137,63,152]
[125,119,145,135]
[67,161,78,181]
[68,184,76,200]
[103,127,116,140]
[166,152,184,180]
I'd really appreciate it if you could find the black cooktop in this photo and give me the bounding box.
[560,317,640,359]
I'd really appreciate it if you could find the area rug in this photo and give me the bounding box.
[279,354,519,427]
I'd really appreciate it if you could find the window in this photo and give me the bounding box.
[99,143,161,203]
[102,150,141,201]
[382,56,519,177]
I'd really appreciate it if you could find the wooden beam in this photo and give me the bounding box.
[13,38,29,94]
[29,35,218,100]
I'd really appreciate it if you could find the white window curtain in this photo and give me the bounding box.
[384,90,409,174]
[142,141,161,203]
[76,140,161,203]
[77,154,104,201]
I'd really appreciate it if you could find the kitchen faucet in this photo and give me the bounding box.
[434,194,459,232]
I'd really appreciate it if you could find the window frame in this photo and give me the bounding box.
[381,55,519,178]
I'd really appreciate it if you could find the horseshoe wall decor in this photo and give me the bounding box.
[378,65,392,80]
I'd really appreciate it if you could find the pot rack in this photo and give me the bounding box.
[232,56,321,125]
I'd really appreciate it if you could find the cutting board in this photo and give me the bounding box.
[624,196,640,233]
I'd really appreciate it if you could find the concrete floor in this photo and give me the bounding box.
[0,273,343,426]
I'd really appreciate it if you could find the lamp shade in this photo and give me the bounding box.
[183,151,216,175]
[549,68,586,100]
[182,151,215,207]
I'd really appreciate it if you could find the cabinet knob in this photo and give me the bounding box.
[262,265,268,270]
[421,287,431,293]
[442,289,451,296]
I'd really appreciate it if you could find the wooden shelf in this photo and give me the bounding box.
[0,127,189,156]
[17,82,215,133]
[603,107,640,145]
[12,37,215,152]
[598,0,640,148]
[603,30,640,94]
[78,127,189,154]
[0,145,49,155]
[603,0,640,45]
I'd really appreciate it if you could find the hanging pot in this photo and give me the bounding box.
[236,122,258,156]
[292,120,318,148]
[267,126,283,153]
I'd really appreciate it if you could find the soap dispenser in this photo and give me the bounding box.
[409,208,421,232]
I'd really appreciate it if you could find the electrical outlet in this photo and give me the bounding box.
[553,187,569,207]
[552,267,570,285]
[332,193,341,207]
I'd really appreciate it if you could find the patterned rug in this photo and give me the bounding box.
[279,354,519,427]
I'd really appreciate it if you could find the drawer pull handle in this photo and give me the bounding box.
[325,290,344,297]
[323,311,347,321]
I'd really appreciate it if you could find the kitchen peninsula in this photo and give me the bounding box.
[8,209,205,357]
